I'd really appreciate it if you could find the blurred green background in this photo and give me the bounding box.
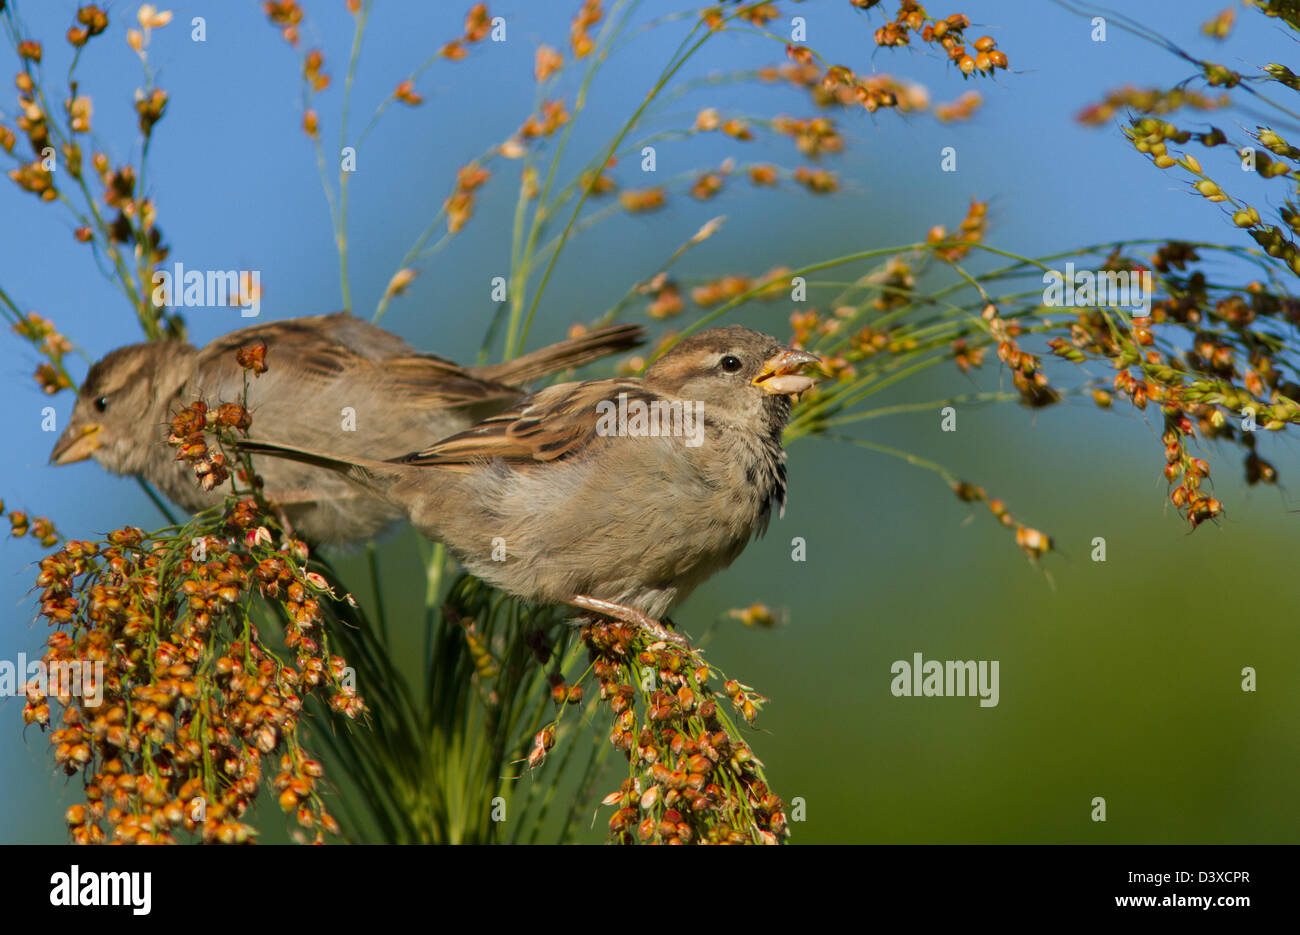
[2,1,1297,843]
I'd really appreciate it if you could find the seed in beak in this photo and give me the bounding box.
[752,348,821,396]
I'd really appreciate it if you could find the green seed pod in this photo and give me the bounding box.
[1232,207,1259,227]
[1200,127,1227,147]
[1265,63,1300,90]
[1203,63,1240,88]
[1258,128,1287,153]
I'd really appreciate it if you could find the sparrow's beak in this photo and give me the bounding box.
[49,423,102,466]
[752,348,821,396]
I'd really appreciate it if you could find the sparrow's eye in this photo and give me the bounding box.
[720,355,743,373]
[93,395,109,413]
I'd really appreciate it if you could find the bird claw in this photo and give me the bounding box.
[567,595,689,649]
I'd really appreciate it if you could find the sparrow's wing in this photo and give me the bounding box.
[471,324,645,385]
[197,312,523,409]
[396,379,663,465]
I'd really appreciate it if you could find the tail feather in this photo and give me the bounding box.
[476,323,644,385]
[238,440,400,496]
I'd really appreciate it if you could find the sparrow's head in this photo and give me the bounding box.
[644,325,820,434]
[50,341,195,474]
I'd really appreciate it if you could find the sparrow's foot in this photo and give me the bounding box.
[567,594,688,648]
[275,506,297,543]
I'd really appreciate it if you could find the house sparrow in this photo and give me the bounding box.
[49,312,644,544]
[240,326,820,641]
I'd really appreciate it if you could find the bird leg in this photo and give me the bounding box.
[263,500,298,543]
[256,490,315,543]
[567,595,688,648]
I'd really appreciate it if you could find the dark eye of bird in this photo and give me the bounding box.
[93,396,109,413]
[720,355,743,373]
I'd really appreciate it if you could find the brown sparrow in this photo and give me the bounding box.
[240,326,820,640]
[49,312,644,544]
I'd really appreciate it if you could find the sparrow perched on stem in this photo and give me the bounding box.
[240,326,820,642]
[49,312,644,544]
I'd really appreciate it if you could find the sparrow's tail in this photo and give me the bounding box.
[474,323,644,385]
[237,440,406,498]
